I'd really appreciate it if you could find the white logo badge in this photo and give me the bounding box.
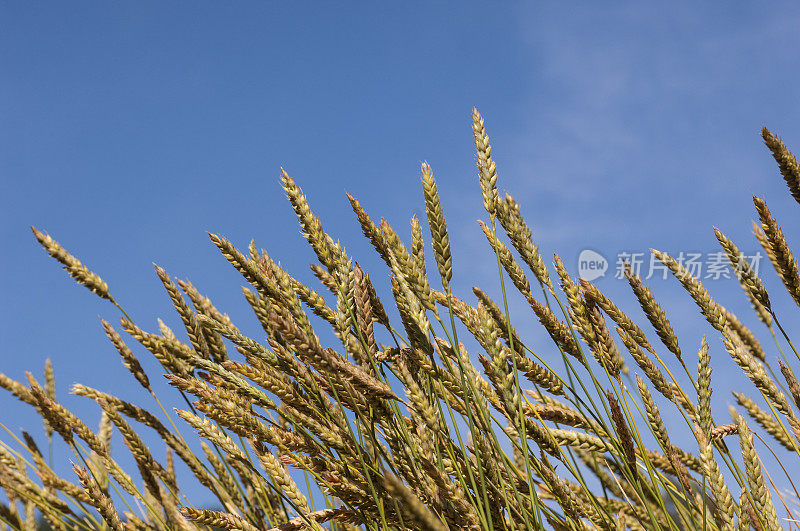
[578,249,608,281]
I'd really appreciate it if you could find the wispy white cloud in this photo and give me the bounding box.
[442,3,800,297]
[484,4,800,244]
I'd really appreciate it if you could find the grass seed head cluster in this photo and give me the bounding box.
[2,111,800,530]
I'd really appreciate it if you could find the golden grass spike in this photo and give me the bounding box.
[586,296,624,379]
[254,446,311,515]
[472,286,523,350]
[421,162,453,287]
[516,355,564,397]
[581,279,654,353]
[478,220,532,297]
[209,233,269,293]
[779,360,800,414]
[177,278,230,362]
[43,358,55,401]
[753,195,800,307]
[178,277,233,327]
[762,127,800,206]
[697,337,712,436]
[29,382,93,450]
[289,270,337,326]
[734,411,782,530]
[282,169,340,272]
[754,220,781,282]
[200,441,243,510]
[721,306,765,361]
[31,226,113,301]
[27,444,92,505]
[73,464,122,531]
[618,328,671,400]
[714,228,772,321]
[725,334,794,420]
[155,264,211,360]
[472,108,499,216]
[0,372,37,406]
[383,473,448,531]
[411,215,427,280]
[652,249,726,331]
[733,392,797,451]
[265,508,346,531]
[624,264,683,362]
[637,376,672,453]
[43,358,55,440]
[180,508,260,531]
[101,319,151,392]
[554,254,595,346]
[103,406,176,492]
[396,358,441,434]
[694,426,736,530]
[347,193,390,264]
[710,423,739,440]
[738,489,753,531]
[352,263,378,357]
[538,455,609,528]
[525,294,585,364]
[525,396,594,431]
[93,411,112,489]
[496,194,553,290]
[121,317,192,377]
[606,391,636,474]
[361,267,391,327]
[381,217,434,310]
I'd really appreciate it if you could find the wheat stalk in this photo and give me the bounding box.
[6,112,800,530]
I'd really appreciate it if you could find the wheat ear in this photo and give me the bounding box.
[762,127,800,206]
[31,227,113,301]
[734,411,781,530]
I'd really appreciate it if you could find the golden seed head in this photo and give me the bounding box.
[32,226,113,301]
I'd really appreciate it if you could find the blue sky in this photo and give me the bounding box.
[3,1,800,507]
